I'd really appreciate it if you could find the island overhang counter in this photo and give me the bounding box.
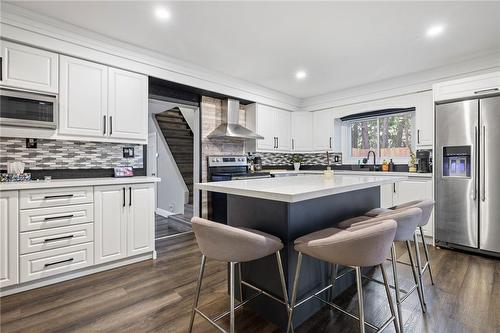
[195,174,406,329]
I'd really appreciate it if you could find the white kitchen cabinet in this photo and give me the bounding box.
[275,109,291,151]
[416,91,434,146]
[0,40,58,93]
[433,71,500,102]
[380,183,394,208]
[58,56,148,143]
[0,191,19,288]
[312,109,335,151]
[247,103,292,152]
[291,112,313,151]
[59,56,108,138]
[127,184,155,256]
[108,67,148,141]
[94,184,154,263]
[94,185,127,264]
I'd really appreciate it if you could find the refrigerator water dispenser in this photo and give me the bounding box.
[442,146,471,178]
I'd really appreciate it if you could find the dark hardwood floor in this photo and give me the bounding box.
[1,234,498,333]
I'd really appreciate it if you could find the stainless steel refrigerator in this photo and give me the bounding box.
[435,94,500,256]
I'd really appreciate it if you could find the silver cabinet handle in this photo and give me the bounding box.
[329,137,332,149]
[417,129,420,144]
[481,125,486,202]
[474,88,499,95]
[292,138,294,150]
[473,126,478,200]
[103,116,107,135]
[276,137,279,149]
[109,116,113,135]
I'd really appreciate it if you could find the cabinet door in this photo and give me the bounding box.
[0,191,19,288]
[394,179,434,236]
[256,105,276,150]
[275,109,291,151]
[380,183,395,208]
[312,109,334,151]
[108,68,148,141]
[416,91,434,146]
[127,184,154,256]
[433,71,500,102]
[291,112,313,151]
[59,56,108,138]
[94,185,127,264]
[0,40,58,93]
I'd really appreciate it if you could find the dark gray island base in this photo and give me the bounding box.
[223,186,380,330]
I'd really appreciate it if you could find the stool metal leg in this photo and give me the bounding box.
[287,252,303,333]
[276,251,294,333]
[380,263,400,333]
[413,233,427,306]
[330,263,339,302]
[189,255,206,333]
[420,227,435,285]
[229,262,236,333]
[238,263,243,301]
[406,241,426,313]
[390,244,404,333]
[355,266,365,333]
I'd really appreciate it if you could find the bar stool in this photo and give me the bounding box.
[189,217,291,333]
[365,200,436,292]
[287,220,399,333]
[337,207,426,332]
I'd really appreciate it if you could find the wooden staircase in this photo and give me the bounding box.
[155,108,194,204]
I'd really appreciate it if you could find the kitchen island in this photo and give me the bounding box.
[195,174,406,329]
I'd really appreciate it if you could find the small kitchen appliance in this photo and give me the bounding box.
[416,149,432,173]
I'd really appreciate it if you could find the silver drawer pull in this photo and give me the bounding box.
[44,258,74,267]
[44,214,74,221]
[44,235,74,243]
[474,88,499,94]
[44,194,74,199]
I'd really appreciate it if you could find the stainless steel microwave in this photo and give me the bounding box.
[0,88,57,129]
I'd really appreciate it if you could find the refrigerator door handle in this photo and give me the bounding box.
[481,125,486,202]
[473,126,478,200]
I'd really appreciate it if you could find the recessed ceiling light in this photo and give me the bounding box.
[426,24,445,38]
[295,70,307,80]
[155,7,171,21]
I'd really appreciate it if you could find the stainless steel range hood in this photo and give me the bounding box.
[207,99,263,140]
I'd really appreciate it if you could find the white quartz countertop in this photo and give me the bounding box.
[0,176,161,191]
[195,174,406,203]
[269,169,432,178]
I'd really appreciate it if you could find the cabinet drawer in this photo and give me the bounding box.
[20,223,94,254]
[20,187,93,209]
[20,242,94,283]
[20,203,93,232]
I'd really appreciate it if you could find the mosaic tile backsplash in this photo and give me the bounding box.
[0,137,143,170]
[257,152,342,166]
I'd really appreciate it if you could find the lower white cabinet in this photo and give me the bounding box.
[380,177,434,236]
[94,184,154,264]
[0,191,19,288]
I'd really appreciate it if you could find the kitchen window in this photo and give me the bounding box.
[342,108,415,163]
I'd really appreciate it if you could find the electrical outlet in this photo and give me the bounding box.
[169,204,175,212]
[26,138,37,148]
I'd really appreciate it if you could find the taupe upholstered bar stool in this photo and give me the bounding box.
[336,207,426,332]
[287,220,399,333]
[365,200,436,295]
[189,217,291,333]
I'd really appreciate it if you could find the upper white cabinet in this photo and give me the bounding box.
[0,41,58,93]
[415,90,434,146]
[247,104,291,152]
[0,191,19,288]
[59,56,108,137]
[312,109,335,151]
[108,68,148,141]
[58,55,148,144]
[433,71,500,102]
[291,112,313,151]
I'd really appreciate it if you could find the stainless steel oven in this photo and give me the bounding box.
[0,88,57,129]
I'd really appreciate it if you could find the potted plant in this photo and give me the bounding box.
[291,154,303,171]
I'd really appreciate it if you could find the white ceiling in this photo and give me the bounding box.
[8,1,500,99]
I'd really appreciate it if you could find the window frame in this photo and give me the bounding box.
[343,110,416,165]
